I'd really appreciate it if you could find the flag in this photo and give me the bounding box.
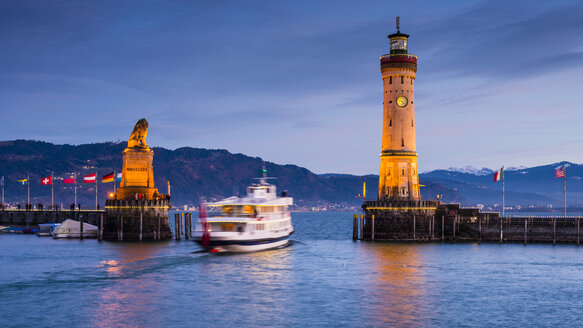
[41,176,52,185]
[17,178,28,185]
[116,173,122,182]
[63,175,75,184]
[555,165,565,178]
[102,172,114,183]
[84,173,96,183]
[494,166,504,182]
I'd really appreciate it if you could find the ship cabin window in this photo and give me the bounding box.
[255,223,265,231]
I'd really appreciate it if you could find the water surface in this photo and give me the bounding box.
[1,212,582,327]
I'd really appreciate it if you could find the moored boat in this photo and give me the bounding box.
[193,170,293,253]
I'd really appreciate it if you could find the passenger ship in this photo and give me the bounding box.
[193,173,294,253]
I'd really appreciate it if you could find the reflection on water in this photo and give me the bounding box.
[89,243,166,328]
[361,243,430,327]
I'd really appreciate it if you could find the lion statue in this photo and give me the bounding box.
[127,118,149,149]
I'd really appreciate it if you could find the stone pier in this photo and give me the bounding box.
[103,199,172,241]
[360,200,583,244]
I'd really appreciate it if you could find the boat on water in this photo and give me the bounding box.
[192,171,294,253]
[37,223,61,237]
[52,219,98,238]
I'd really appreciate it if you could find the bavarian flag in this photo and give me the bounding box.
[102,172,114,183]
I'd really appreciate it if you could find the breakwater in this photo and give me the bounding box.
[0,209,104,227]
[358,200,582,244]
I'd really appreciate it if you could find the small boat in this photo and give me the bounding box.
[37,223,61,237]
[193,169,294,253]
[52,219,98,238]
[1,227,25,233]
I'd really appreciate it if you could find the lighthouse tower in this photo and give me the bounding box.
[378,17,420,201]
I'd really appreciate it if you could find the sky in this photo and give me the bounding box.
[1,0,582,175]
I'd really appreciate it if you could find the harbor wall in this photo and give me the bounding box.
[361,200,582,244]
[102,199,172,241]
[0,210,103,227]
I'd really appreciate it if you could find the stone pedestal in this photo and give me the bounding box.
[103,199,172,241]
[117,147,158,200]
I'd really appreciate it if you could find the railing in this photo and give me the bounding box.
[380,54,417,65]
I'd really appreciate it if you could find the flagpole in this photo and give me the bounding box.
[95,173,98,210]
[564,166,567,217]
[27,174,30,207]
[113,170,116,194]
[74,172,77,209]
[502,173,505,217]
[1,176,4,207]
[51,172,54,210]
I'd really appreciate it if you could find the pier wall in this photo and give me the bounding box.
[361,200,582,244]
[102,199,172,241]
[0,210,103,227]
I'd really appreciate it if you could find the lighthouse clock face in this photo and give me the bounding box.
[396,95,408,107]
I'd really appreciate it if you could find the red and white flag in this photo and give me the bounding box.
[41,176,52,185]
[555,165,565,178]
[84,173,96,183]
[494,166,504,182]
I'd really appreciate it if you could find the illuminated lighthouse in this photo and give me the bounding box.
[377,17,420,201]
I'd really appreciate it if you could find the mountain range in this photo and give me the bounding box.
[0,140,578,209]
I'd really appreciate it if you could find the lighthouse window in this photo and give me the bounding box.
[401,76,404,84]
[402,169,405,176]
[401,138,405,147]
[389,76,392,84]
[389,119,392,126]
[411,119,414,127]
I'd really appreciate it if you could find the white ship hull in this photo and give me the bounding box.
[193,227,294,253]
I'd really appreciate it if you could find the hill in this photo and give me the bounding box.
[0,140,577,210]
[0,140,373,208]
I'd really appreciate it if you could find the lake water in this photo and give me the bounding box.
[1,212,583,327]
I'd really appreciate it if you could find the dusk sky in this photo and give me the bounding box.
[1,0,582,175]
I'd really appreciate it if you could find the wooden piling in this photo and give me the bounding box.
[524,218,527,245]
[185,213,190,240]
[553,218,557,246]
[499,217,503,244]
[359,214,364,240]
[99,213,103,241]
[80,213,84,240]
[413,215,416,241]
[452,215,456,242]
[371,215,375,241]
[499,217,504,244]
[120,215,124,241]
[578,218,580,246]
[157,213,161,241]
[431,216,435,241]
[139,211,143,241]
[117,214,121,241]
[175,213,180,240]
[478,216,482,244]
[441,215,444,241]
[352,214,358,240]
